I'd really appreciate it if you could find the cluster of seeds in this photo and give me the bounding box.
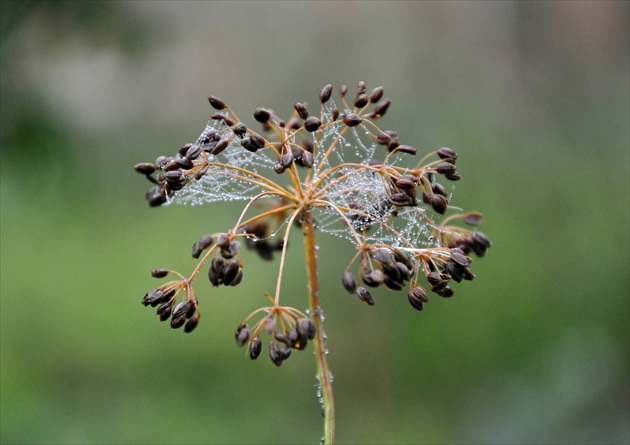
[135,81,491,354]
[141,275,200,333]
[236,307,317,366]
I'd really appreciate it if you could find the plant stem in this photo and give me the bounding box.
[303,210,335,444]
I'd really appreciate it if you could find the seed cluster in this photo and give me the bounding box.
[135,81,491,363]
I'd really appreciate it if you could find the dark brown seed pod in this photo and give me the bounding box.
[253,108,271,123]
[393,248,413,268]
[210,138,229,156]
[289,329,308,350]
[170,315,186,329]
[249,337,262,359]
[357,287,374,305]
[464,212,483,226]
[342,271,357,294]
[373,248,393,264]
[269,341,284,366]
[473,231,492,248]
[408,287,428,311]
[241,138,259,153]
[363,269,384,287]
[146,186,167,207]
[331,108,339,121]
[297,318,317,340]
[370,86,384,103]
[343,113,362,127]
[192,234,214,259]
[376,130,398,145]
[371,98,391,118]
[172,301,191,320]
[221,240,240,259]
[185,144,201,160]
[274,164,285,174]
[395,262,411,281]
[437,147,458,160]
[451,251,470,267]
[184,315,200,333]
[304,117,322,132]
[319,84,333,104]
[281,153,294,168]
[151,269,169,278]
[354,94,369,108]
[294,102,309,120]
[436,162,457,175]
[216,233,230,249]
[383,275,404,291]
[208,95,226,110]
[222,260,240,285]
[431,182,448,197]
[430,194,448,214]
[445,172,462,181]
[178,143,193,157]
[232,123,247,138]
[229,268,243,286]
[392,145,417,155]
[142,289,164,307]
[211,113,236,127]
[437,286,454,298]
[158,304,172,321]
[395,176,415,190]
[134,163,156,175]
[235,323,250,347]
[301,151,314,168]
[249,133,266,149]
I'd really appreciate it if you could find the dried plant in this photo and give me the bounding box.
[135,82,491,444]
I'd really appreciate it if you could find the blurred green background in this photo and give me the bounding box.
[1,1,628,444]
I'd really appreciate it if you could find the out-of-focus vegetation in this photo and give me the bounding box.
[1,2,628,444]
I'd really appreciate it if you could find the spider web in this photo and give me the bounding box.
[167,102,437,248]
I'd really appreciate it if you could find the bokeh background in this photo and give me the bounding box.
[1,1,628,444]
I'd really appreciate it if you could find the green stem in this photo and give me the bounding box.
[302,211,335,444]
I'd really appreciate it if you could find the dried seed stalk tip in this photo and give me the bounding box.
[208,95,226,110]
[304,117,322,132]
[319,84,333,104]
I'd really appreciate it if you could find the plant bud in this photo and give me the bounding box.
[376,131,397,145]
[297,318,317,340]
[354,94,369,108]
[253,108,271,123]
[393,145,417,155]
[408,287,428,311]
[208,95,226,110]
[473,231,492,248]
[371,98,391,118]
[249,337,262,359]
[342,272,357,294]
[304,117,322,132]
[340,84,347,97]
[294,102,309,120]
[170,315,186,329]
[373,248,393,264]
[281,153,294,168]
[235,323,250,347]
[430,194,448,214]
[210,138,229,156]
[436,162,456,175]
[370,86,384,103]
[356,287,374,305]
[211,113,235,127]
[151,269,169,278]
[134,163,156,175]
[343,113,362,127]
[172,301,191,319]
[192,234,214,259]
[249,133,266,149]
[301,151,314,168]
[437,147,458,160]
[269,341,283,366]
[363,269,384,287]
[319,84,333,104]
[184,315,200,333]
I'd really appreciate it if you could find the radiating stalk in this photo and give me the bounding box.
[302,211,335,444]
